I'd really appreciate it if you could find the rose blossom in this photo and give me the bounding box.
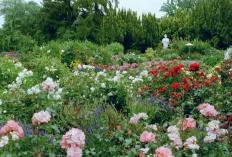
[32,111,51,125]
[129,113,148,125]
[155,146,174,157]
[167,125,182,149]
[189,63,200,72]
[182,118,196,131]
[140,131,156,143]
[129,116,140,125]
[60,128,85,149]
[67,147,83,157]
[0,120,24,139]
[42,77,57,92]
[183,136,199,150]
[197,103,218,117]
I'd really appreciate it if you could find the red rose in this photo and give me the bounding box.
[172,64,184,77]
[157,87,166,93]
[189,63,200,72]
[171,82,180,90]
[183,83,190,91]
[149,70,158,78]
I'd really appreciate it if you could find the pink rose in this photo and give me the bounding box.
[0,120,24,139]
[61,128,85,149]
[197,103,218,117]
[140,131,156,143]
[32,111,51,125]
[155,146,174,157]
[67,147,83,157]
[129,116,140,125]
[182,118,196,131]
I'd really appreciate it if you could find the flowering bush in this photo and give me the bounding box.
[0,55,231,156]
[144,62,220,107]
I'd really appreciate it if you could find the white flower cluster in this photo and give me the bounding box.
[78,65,95,70]
[183,136,200,150]
[27,85,41,95]
[27,77,62,100]
[0,136,9,148]
[8,69,33,91]
[42,77,62,100]
[167,125,183,149]
[224,47,232,60]
[108,71,123,83]
[204,120,228,143]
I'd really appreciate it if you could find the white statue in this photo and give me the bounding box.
[162,34,170,49]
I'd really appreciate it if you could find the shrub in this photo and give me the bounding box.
[104,43,124,56]
[171,39,213,56]
[0,30,36,53]
[0,57,21,89]
[203,51,224,67]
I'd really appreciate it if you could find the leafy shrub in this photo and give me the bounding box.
[104,43,124,56]
[159,49,181,60]
[203,51,224,67]
[145,48,155,60]
[0,57,21,89]
[29,56,70,81]
[171,39,212,56]
[0,30,36,53]
[121,53,146,64]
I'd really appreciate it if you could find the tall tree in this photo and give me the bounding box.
[161,0,197,16]
[191,0,232,48]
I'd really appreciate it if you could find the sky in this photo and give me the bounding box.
[0,0,166,27]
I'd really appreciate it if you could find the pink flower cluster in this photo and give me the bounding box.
[140,131,156,143]
[182,118,196,131]
[42,77,57,92]
[167,125,182,149]
[155,146,174,157]
[0,120,24,139]
[32,111,51,126]
[197,103,218,117]
[129,113,148,125]
[60,128,85,157]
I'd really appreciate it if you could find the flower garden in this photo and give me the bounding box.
[0,42,231,157]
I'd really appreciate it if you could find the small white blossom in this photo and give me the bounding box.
[0,136,9,148]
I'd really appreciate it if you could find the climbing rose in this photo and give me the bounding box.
[32,111,51,125]
[155,146,174,157]
[0,120,24,139]
[140,131,156,143]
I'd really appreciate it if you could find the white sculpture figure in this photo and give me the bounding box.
[162,34,170,49]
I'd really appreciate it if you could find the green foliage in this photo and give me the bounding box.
[0,57,21,89]
[104,42,124,56]
[0,29,36,52]
[171,39,213,56]
[161,0,197,16]
[203,51,224,67]
[191,0,232,48]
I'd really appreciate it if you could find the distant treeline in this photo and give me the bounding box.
[0,0,231,52]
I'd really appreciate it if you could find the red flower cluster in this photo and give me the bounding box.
[171,83,180,90]
[145,62,220,107]
[189,63,200,72]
